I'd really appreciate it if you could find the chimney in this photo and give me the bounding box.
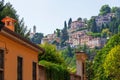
[76,51,87,80]
[1,16,16,31]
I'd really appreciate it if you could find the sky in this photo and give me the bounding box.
[4,0,120,35]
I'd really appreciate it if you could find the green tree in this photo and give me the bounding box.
[62,45,74,57]
[0,2,18,21]
[116,8,120,19]
[68,18,72,29]
[61,46,76,73]
[90,18,97,33]
[118,24,120,33]
[39,43,70,80]
[56,28,61,37]
[93,33,120,80]
[0,0,4,19]
[64,21,67,28]
[60,21,69,47]
[31,33,44,44]
[104,45,120,80]
[0,2,30,39]
[109,16,120,35]
[87,18,92,31]
[101,28,111,38]
[15,18,30,39]
[39,42,64,64]
[111,7,119,13]
[39,60,70,80]
[77,17,82,21]
[99,5,111,15]
[86,61,94,80]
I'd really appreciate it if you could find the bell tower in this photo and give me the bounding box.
[1,16,16,31]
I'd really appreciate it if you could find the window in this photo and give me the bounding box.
[17,56,23,80]
[0,50,4,80]
[32,62,36,80]
[82,62,84,75]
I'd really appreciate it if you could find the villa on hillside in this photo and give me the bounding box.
[95,13,115,27]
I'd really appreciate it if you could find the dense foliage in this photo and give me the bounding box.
[39,42,64,64]
[92,33,120,80]
[31,33,44,44]
[89,18,98,33]
[99,5,111,15]
[104,45,120,80]
[39,60,70,80]
[61,45,76,73]
[60,21,69,47]
[39,43,70,80]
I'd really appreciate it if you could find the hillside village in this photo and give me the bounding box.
[1,1,120,80]
[34,12,115,49]
[17,4,120,80]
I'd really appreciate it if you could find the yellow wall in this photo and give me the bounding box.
[0,34,39,80]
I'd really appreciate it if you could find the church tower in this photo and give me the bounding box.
[33,25,36,34]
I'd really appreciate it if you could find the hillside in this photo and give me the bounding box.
[35,5,120,49]
[30,5,120,73]
[1,1,120,79]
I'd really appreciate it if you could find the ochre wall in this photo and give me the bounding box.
[0,34,39,80]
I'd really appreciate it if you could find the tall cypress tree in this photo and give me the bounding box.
[68,18,72,29]
[91,18,97,33]
[60,21,69,47]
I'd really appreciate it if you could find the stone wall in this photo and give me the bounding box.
[70,74,81,80]
[38,65,81,80]
[38,65,46,80]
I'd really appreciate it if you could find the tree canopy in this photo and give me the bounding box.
[68,18,72,29]
[100,5,111,15]
[93,33,120,80]
[39,42,64,64]
[31,33,44,44]
[60,21,69,47]
[104,45,120,80]
[90,18,97,33]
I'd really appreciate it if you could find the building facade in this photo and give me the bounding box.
[0,16,44,80]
